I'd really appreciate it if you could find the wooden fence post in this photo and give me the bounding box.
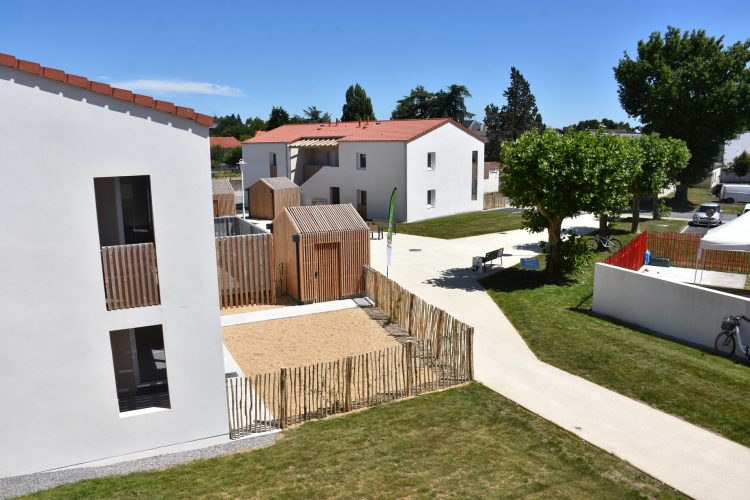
[279,368,287,429]
[405,342,414,397]
[344,356,353,412]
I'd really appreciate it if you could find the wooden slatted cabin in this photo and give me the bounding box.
[212,178,236,217]
[273,204,370,303]
[248,177,301,220]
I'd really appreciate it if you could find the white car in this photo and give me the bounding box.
[692,202,722,227]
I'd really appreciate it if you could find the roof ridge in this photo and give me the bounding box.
[0,52,213,127]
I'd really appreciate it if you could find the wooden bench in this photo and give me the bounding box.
[482,248,504,271]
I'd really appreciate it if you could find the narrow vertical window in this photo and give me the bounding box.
[427,152,436,170]
[427,189,436,207]
[471,151,478,201]
[357,153,367,169]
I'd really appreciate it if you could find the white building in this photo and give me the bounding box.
[0,53,228,477]
[241,119,486,222]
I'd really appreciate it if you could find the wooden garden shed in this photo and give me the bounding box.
[212,178,236,217]
[273,204,370,303]
[248,177,301,220]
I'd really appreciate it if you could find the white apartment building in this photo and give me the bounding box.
[241,119,486,222]
[0,53,227,477]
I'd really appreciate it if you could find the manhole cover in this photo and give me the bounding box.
[409,248,422,252]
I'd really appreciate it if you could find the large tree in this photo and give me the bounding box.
[391,85,435,119]
[629,135,690,232]
[342,83,375,121]
[267,106,291,130]
[565,118,636,133]
[500,129,639,283]
[484,67,544,161]
[391,84,474,123]
[614,27,750,202]
[303,106,331,123]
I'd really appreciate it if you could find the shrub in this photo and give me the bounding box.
[540,230,592,278]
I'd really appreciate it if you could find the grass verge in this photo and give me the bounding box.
[29,384,681,499]
[481,217,750,448]
[395,209,523,239]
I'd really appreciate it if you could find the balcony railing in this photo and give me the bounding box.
[101,243,160,310]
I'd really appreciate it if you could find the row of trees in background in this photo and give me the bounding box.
[501,129,690,283]
[391,84,474,123]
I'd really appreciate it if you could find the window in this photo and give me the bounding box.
[330,187,340,204]
[109,325,170,413]
[357,189,367,206]
[94,176,155,246]
[269,152,277,177]
[357,153,367,170]
[427,152,436,170]
[471,151,478,201]
[427,189,436,208]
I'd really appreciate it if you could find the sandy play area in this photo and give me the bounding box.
[219,295,296,316]
[223,308,400,375]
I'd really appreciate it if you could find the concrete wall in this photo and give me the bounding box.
[298,141,408,222]
[406,123,484,222]
[0,67,227,477]
[592,263,750,351]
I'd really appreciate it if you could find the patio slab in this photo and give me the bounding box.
[639,265,747,288]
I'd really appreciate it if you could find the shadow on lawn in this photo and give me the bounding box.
[479,267,554,293]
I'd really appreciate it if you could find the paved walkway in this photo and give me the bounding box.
[372,214,750,500]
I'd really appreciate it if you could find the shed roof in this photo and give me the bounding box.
[0,52,212,126]
[212,177,234,196]
[258,177,299,190]
[243,118,486,144]
[286,204,369,234]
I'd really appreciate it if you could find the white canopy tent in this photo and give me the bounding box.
[694,214,750,283]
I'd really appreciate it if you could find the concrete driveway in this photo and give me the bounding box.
[370,213,750,500]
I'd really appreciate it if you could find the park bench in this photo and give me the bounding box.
[481,248,504,272]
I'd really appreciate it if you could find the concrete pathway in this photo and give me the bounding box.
[372,214,750,500]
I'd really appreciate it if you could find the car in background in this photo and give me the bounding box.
[691,202,722,227]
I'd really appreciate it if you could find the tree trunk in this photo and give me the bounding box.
[544,218,565,284]
[599,214,609,234]
[652,193,661,220]
[631,196,641,233]
[674,184,688,205]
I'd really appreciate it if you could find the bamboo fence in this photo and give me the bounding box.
[225,267,474,438]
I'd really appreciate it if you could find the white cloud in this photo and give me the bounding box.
[109,79,243,97]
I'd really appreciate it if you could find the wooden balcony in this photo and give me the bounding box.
[101,243,160,311]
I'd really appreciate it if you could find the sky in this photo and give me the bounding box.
[3,0,749,129]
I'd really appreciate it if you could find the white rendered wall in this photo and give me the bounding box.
[723,132,750,165]
[484,170,500,194]
[592,263,750,351]
[240,142,289,197]
[406,123,484,222]
[0,68,227,477]
[298,141,408,222]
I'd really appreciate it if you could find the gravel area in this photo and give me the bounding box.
[0,432,278,498]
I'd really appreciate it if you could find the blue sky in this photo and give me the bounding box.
[3,0,749,128]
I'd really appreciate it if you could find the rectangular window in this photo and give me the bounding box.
[357,189,367,206]
[471,151,478,201]
[357,153,367,170]
[427,152,436,170]
[109,325,170,413]
[269,152,278,177]
[94,176,155,246]
[330,186,340,204]
[427,189,436,207]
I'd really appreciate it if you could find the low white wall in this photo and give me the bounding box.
[592,263,750,351]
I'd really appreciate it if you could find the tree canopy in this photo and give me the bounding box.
[500,129,639,282]
[303,106,331,123]
[484,67,544,161]
[730,151,750,177]
[614,27,750,198]
[210,114,266,140]
[391,84,474,123]
[564,118,637,133]
[342,84,376,121]
[267,106,291,130]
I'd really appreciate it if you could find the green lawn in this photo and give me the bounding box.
[30,384,681,499]
[481,217,750,448]
[395,210,524,239]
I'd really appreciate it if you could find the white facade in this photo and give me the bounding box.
[241,122,484,222]
[723,131,750,165]
[484,169,500,194]
[0,67,227,477]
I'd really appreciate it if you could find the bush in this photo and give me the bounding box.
[731,151,750,177]
[657,199,672,217]
[540,230,592,278]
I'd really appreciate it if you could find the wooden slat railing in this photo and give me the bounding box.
[216,233,276,308]
[483,192,507,210]
[101,243,160,311]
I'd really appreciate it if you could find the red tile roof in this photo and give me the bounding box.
[0,52,213,127]
[243,118,486,144]
[210,136,241,149]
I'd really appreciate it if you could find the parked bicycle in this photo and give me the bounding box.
[585,233,623,253]
[715,315,750,358]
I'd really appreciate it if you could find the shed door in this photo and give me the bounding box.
[313,242,341,302]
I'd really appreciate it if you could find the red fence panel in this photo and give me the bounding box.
[604,232,647,270]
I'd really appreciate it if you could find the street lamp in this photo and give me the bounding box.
[238,159,247,219]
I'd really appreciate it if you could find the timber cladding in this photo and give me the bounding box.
[248,177,300,220]
[212,178,236,217]
[272,204,370,303]
[216,233,276,308]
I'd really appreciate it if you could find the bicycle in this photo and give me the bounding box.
[585,233,623,253]
[714,315,750,358]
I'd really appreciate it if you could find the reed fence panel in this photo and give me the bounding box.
[216,233,276,308]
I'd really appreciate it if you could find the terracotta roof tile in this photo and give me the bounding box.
[210,136,241,149]
[0,52,213,127]
[243,118,486,144]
